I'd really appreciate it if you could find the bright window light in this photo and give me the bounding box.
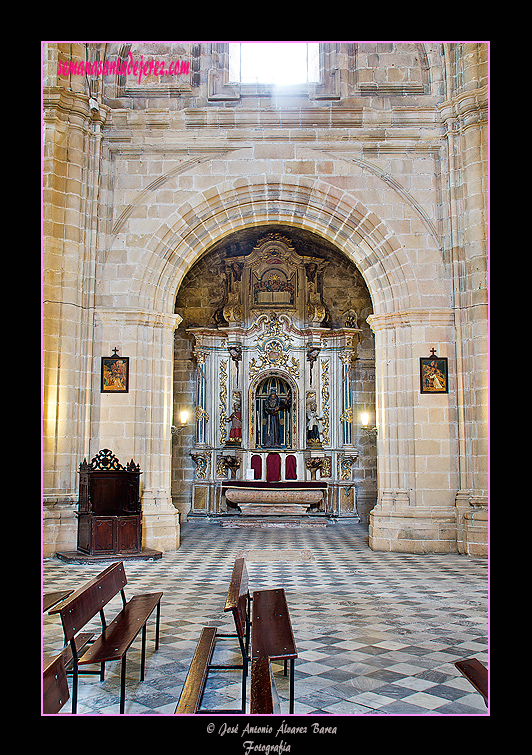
[229,43,320,85]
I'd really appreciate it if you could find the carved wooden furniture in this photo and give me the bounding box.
[77,449,142,556]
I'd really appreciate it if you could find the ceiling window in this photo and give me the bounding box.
[229,43,320,85]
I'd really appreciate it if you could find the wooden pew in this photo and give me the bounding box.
[43,653,70,714]
[250,657,281,714]
[54,562,162,714]
[43,590,73,613]
[252,588,297,714]
[455,658,488,706]
[222,557,252,710]
[175,626,244,714]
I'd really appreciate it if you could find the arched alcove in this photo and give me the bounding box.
[171,224,377,523]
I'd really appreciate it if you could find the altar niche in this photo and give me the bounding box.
[255,375,292,449]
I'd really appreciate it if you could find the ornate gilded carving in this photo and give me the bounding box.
[321,359,330,444]
[248,341,300,378]
[195,406,209,423]
[219,359,228,445]
[340,406,353,424]
[255,313,293,347]
[191,452,210,479]
[321,457,332,478]
[338,453,358,480]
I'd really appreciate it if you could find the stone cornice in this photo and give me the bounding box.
[42,86,109,126]
[438,84,488,131]
[367,308,454,332]
[95,308,182,331]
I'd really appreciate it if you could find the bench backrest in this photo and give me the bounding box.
[57,562,127,643]
[224,557,249,640]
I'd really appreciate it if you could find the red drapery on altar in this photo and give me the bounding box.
[266,453,281,482]
[285,454,297,479]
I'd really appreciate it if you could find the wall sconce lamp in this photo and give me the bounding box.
[171,409,191,439]
[361,412,378,438]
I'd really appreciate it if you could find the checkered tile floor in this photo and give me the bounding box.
[42,522,488,716]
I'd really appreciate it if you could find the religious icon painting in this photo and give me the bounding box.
[101,353,129,393]
[420,351,448,394]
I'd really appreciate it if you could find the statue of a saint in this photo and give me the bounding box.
[225,400,242,444]
[306,401,322,445]
[263,389,291,447]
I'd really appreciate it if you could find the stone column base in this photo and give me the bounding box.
[455,491,488,557]
[142,488,181,552]
[369,491,457,554]
[43,498,78,558]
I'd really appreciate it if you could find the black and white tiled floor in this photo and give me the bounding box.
[42,522,488,717]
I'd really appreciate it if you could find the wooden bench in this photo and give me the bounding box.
[250,657,281,714]
[43,590,73,613]
[53,561,162,714]
[176,557,252,714]
[223,557,297,713]
[222,556,252,710]
[252,588,297,714]
[174,626,245,714]
[43,654,70,714]
[455,658,488,706]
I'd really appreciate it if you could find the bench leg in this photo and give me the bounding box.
[120,655,127,714]
[71,661,78,714]
[155,599,161,650]
[289,659,295,715]
[241,656,248,714]
[141,623,147,682]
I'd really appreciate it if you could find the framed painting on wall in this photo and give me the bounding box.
[420,351,448,394]
[101,354,129,393]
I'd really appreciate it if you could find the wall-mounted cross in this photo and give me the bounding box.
[112,347,120,356]
[429,348,437,357]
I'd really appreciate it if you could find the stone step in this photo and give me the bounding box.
[220,517,327,529]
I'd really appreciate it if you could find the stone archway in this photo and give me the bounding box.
[100,175,456,552]
[171,224,377,523]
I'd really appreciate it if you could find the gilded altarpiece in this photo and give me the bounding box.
[187,234,362,520]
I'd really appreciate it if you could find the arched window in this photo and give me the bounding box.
[229,43,320,86]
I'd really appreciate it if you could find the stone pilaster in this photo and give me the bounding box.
[367,309,459,553]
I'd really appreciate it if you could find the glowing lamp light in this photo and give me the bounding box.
[360,411,378,438]
[171,408,191,439]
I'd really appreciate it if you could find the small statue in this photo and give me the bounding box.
[306,401,323,446]
[225,399,242,444]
